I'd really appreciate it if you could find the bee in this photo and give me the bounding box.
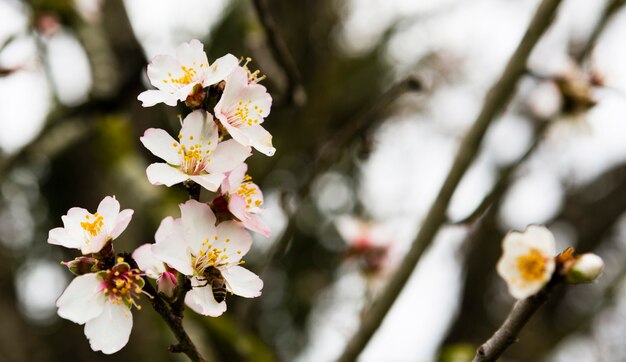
[198,266,228,303]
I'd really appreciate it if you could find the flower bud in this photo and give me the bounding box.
[62,256,99,275]
[157,271,178,299]
[566,253,604,284]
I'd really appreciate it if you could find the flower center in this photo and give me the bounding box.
[101,259,145,310]
[176,137,213,175]
[227,100,263,128]
[80,213,104,237]
[517,248,547,282]
[166,65,200,87]
[236,175,262,210]
[194,239,229,273]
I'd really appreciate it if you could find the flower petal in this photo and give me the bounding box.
[80,234,109,254]
[153,217,194,275]
[132,243,165,278]
[189,173,224,192]
[205,140,251,174]
[176,39,208,74]
[146,54,181,90]
[184,277,227,317]
[180,200,217,252]
[204,53,238,86]
[97,196,120,235]
[110,209,134,240]
[221,265,263,298]
[146,163,189,186]
[242,124,275,156]
[137,89,178,107]
[180,110,218,150]
[56,273,105,324]
[84,301,133,354]
[223,163,247,193]
[140,128,182,165]
[48,227,83,249]
[215,221,252,264]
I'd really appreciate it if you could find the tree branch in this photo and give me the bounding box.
[473,282,557,362]
[250,0,306,106]
[337,0,564,360]
[574,0,626,63]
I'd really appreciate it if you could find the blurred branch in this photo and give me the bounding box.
[258,76,422,273]
[473,282,558,362]
[574,0,626,63]
[451,122,547,225]
[337,0,564,360]
[250,0,306,106]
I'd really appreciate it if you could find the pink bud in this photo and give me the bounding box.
[157,271,178,298]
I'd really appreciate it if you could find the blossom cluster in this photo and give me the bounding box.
[48,39,272,354]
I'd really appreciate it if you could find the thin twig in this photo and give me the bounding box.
[337,0,564,360]
[574,0,626,63]
[250,0,306,106]
[473,282,558,362]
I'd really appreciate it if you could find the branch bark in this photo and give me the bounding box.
[337,0,563,360]
[473,283,557,362]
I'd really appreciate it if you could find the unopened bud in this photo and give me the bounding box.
[63,256,99,275]
[157,271,178,299]
[566,253,604,284]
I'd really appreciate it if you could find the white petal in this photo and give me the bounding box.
[48,227,83,249]
[189,173,224,192]
[204,53,238,86]
[218,66,248,107]
[180,110,218,150]
[180,200,217,252]
[146,163,189,186]
[97,196,120,236]
[153,217,194,275]
[137,89,178,107]
[80,234,109,254]
[84,302,133,354]
[242,214,271,238]
[110,209,134,239]
[132,243,165,278]
[184,277,227,317]
[176,39,208,76]
[221,266,263,298]
[140,128,182,165]
[243,124,275,156]
[206,140,251,174]
[223,163,248,193]
[56,273,106,324]
[63,207,90,236]
[215,221,252,264]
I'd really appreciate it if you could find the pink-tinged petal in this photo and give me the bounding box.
[243,124,275,156]
[146,54,182,90]
[176,40,208,72]
[242,214,271,238]
[180,110,218,150]
[243,82,272,118]
[48,227,83,249]
[153,217,194,275]
[80,234,109,254]
[157,271,178,298]
[137,90,178,107]
[84,301,133,354]
[189,173,224,192]
[206,140,251,174]
[185,277,227,317]
[110,209,134,239]
[140,128,182,165]
[132,243,165,278]
[215,221,252,264]
[180,200,217,252]
[204,53,238,86]
[56,273,106,324]
[97,196,120,235]
[221,266,263,298]
[146,163,189,186]
[228,194,249,221]
[225,163,248,192]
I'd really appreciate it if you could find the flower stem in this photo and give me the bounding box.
[184,180,202,201]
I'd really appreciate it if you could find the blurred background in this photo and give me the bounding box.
[1,0,626,361]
